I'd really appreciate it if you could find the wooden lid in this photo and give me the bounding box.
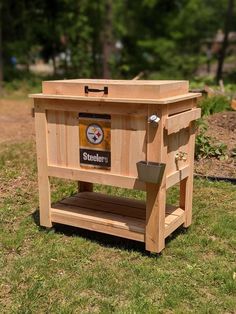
[30,79,201,104]
[42,79,189,99]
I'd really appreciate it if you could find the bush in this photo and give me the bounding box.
[199,95,230,116]
[195,132,228,160]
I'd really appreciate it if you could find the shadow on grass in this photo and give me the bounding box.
[31,209,187,257]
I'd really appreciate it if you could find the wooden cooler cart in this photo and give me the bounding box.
[30,79,201,253]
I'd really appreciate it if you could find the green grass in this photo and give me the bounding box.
[2,72,43,99]
[0,141,236,313]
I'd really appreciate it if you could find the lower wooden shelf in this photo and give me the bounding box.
[51,192,185,242]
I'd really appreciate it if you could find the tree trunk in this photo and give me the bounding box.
[102,0,113,79]
[216,0,234,83]
[52,44,57,76]
[0,1,3,95]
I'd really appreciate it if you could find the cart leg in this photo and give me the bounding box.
[35,103,52,228]
[78,182,93,192]
[180,176,193,227]
[146,183,166,253]
[38,175,52,227]
[180,122,195,228]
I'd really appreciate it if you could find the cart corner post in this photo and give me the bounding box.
[180,120,196,228]
[145,104,168,253]
[34,99,52,228]
[78,182,93,192]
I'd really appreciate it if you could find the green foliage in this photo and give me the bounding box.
[1,0,236,80]
[195,118,228,160]
[199,95,231,116]
[190,76,216,89]
[195,132,228,160]
[2,71,48,98]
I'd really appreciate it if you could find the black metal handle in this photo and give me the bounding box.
[84,86,108,95]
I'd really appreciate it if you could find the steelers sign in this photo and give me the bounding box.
[86,124,104,145]
[79,113,111,169]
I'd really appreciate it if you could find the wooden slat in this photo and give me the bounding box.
[29,92,201,105]
[60,191,176,215]
[48,164,190,191]
[166,130,180,175]
[166,108,201,134]
[166,126,190,176]
[62,192,180,215]
[31,98,149,116]
[51,204,145,242]
[111,115,146,177]
[47,110,79,167]
[34,101,52,227]
[164,207,185,238]
[51,192,183,243]
[65,111,79,167]
[47,110,58,165]
[56,109,66,165]
[60,195,145,219]
[166,166,190,189]
[157,93,201,104]
[48,165,146,190]
[75,192,146,210]
[51,203,144,233]
[167,99,194,116]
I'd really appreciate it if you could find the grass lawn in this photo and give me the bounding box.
[0,141,235,313]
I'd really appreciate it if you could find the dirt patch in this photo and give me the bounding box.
[195,111,236,178]
[207,111,236,149]
[0,99,34,144]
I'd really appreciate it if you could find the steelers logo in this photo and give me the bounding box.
[86,124,104,145]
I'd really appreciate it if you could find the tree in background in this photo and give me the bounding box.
[102,0,113,78]
[114,0,236,79]
[0,0,235,81]
[216,0,235,83]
